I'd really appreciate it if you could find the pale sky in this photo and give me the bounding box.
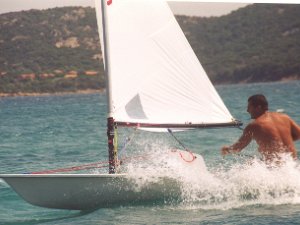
[0,0,297,17]
[0,0,249,17]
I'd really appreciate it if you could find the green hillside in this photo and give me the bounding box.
[180,4,300,84]
[0,7,104,94]
[0,4,299,94]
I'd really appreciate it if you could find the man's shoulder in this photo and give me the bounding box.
[269,111,287,116]
[244,121,258,132]
[245,117,268,131]
[269,111,290,120]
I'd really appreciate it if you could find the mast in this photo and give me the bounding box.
[100,0,117,173]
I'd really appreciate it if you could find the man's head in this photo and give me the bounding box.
[247,94,268,119]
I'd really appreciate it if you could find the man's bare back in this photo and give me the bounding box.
[221,94,300,163]
[246,112,298,160]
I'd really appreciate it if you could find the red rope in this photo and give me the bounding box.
[30,155,149,174]
[179,151,196,163]
[31,161,109,174]
[30,152,196,174]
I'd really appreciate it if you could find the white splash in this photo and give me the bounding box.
[122,142,300,210]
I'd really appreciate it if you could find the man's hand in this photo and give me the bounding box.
[221,146,231,156]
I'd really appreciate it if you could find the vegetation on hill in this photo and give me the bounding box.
[179,4,300,84]
[0,4,299,94]
[0,7,104,94]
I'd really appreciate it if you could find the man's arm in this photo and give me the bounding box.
[290,119,300,141]
[221,124,253,156]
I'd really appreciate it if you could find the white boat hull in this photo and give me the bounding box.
[0,150,207,210]
[0,174,181,210]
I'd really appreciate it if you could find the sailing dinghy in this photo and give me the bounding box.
[0,0,241,210]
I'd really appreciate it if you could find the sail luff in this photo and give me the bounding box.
[96,0,117,173]
[98,0,113,117]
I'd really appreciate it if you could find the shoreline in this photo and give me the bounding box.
[1,79,299,98]
[0,89,105,98]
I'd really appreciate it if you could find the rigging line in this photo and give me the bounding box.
[119,128,138,156]
[167,128,188,151]
[30,164,109,174]
[167,129,196,162]
[179,151,196,162]
[29,155,150,174]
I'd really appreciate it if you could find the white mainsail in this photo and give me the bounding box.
[96,0,237,128]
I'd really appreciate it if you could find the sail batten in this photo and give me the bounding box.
[95,0,239,128]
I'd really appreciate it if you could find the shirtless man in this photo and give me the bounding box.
[221,94,300,162]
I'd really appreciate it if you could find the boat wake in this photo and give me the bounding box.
[122,144,300,210]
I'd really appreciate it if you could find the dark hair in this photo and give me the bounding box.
[248,94,268,110]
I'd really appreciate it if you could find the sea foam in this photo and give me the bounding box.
[124,142,300,210]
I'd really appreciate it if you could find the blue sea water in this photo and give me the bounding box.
[0,81,300,225]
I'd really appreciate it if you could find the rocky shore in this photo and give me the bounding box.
[0,89,105,98]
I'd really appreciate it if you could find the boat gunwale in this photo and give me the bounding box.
[0,174,127,178]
